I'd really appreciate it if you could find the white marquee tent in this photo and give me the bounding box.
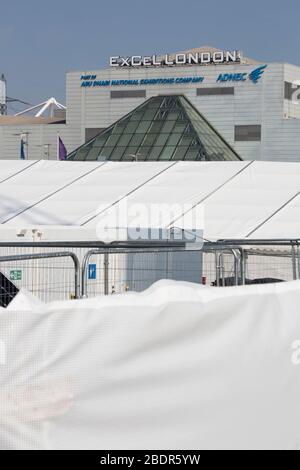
[0,159,299,241]
[1,160,300,450]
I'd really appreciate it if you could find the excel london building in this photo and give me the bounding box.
[67,46,300,162]
[1,46,300,161]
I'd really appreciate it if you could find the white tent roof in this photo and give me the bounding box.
[0,159,300,241]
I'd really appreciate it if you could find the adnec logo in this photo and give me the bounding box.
[249,65,267,83]
[217,65,267,84]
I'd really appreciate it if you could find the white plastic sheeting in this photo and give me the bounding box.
[180,161,300,239]
[0,160,37,184]
[85,161,248,229]
[0,160,102,224]
[1,280,300,450]
[7,161,174,226]
[0,160,300,239]
[251,192,300,239]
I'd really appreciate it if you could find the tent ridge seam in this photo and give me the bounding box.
[1,161,108,225]
[246,189,300,238]
[80,161,179,226]
[0,159,40,185]
[167,160,254,228]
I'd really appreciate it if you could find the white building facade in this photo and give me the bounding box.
[1,47,300,161]
[67,48,300,162]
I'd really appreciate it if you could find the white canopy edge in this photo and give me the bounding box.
[0,160,300,241]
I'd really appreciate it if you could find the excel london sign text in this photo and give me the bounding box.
[109,50,241,68]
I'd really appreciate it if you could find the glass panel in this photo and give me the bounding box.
[173,122,187,133]
[206,152,223,161]
[117,134,133,147]
[161,97,178,109]
[110,146,126,160]
[100,147,114,158]
[166,111,179,120]
[205,147,226,160]
[148,121,164,133]
[198,133,220,147]
[172,146,189,160]
[85,148,101,160]
[111,123,127,134]
[129,134,144,147]
[124,121,139,133]
[198,149,207,160]
[190,138,200,147]
[160,120,176,133]
[184,149,199,161]
[105,134,121,146]
[123,146,140,159]
[147,97,162,108]
[179,135,193,146]
[197,118,215,134]
[135,120,151,133]
[136,146,151,159]
[74,147,89,160]
[187,108,199,121]
[147,146,163,161]
[184,127,194,137]
[159,146,176,160]
[141,133,158,147]
[166,133,182,146]
[195,123,221,142]
[155,133,169,146]
[177,111,186,121]
[155,110,169,121]
[222,147,237,160]
[94,134,110,147]
[129,110,145,121]
[142,108,158,120]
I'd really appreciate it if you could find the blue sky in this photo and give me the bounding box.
[1,0,299,106]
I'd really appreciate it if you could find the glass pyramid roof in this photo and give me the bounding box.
[67,95,241,162]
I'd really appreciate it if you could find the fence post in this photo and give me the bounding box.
[291,244,298,280]
[215,251,220,286]
[232,249,239,286]
[238,248,246,285]
[104,252,109,296]
[297,245,300,280]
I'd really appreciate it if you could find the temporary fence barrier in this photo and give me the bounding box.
[81,248,203,297]
[0,239,300,303]
[0,251,80,305]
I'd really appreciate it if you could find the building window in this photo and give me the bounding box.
[110,90,146,99]
[284,81,300,101]
[235,125,261,142]
[197,87,234,96]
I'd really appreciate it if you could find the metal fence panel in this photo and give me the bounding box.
[0,241,299,304]
[0,249,80,303]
